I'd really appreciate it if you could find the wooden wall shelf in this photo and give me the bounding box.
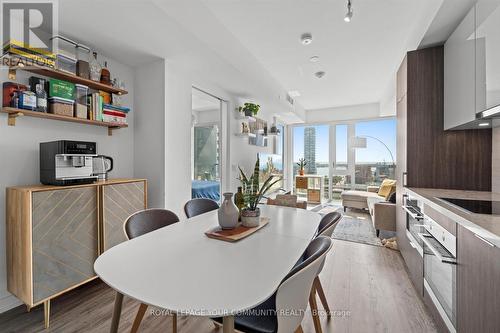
[1,107,127,136]
[8,62,128,95]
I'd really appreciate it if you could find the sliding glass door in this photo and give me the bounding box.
[191,88,222,202]
[292,118,396,204]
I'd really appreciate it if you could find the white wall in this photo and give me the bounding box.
[164,63,193,216]
[0,56,135,312]
[305,103,381,124]
[133,59,166,209]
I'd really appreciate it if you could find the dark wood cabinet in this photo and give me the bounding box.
[397,46,491,193]
[457,225,500,333]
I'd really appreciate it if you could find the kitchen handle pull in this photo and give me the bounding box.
[418,233,456,264]
[402,205,423,220]
[402,172,408,187]
[474,234,496,248]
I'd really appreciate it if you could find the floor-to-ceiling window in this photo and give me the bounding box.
[353,119,396,190]
[291,118,396,204]
[292,125,330,201]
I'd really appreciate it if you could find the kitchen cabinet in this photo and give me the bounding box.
[457,225,500,332]
[396,46,491,192]
[444,5,476,130]
[6,179,147,328]
[475,1,500,114]
[396,58,423,296]
[444,0,500,130]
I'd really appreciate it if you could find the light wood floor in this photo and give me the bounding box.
[0,239,437,333]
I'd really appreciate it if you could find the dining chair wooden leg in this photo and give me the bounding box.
[309,290,323,333]
[314,277,331,319]
[172,313,177,333]
[130,303,148,333]
[110,292,124,333]
[295,325,304,333]
[222,315,235,333]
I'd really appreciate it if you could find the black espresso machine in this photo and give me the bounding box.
[40,140,98,185]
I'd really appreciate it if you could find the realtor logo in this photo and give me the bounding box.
[1,0,58,67]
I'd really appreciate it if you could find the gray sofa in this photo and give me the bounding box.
[341,188,396,237]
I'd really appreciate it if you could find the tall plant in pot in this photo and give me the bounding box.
[238,154,281,227]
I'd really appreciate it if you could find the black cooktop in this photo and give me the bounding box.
[438,197,500,215]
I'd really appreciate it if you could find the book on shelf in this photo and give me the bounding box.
[87,95,129,124]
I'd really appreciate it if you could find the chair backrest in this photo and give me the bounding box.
[184,198,219,218]
[124,209,180,240]
[275,236,332,333]
[317,211,342,237]
[267,195,307,210]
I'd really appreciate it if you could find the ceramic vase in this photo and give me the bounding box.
[218,193,239,229]
[241,207,260,227]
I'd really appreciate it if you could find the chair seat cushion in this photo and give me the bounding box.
[341,190,382,202]
[213,294,277,333]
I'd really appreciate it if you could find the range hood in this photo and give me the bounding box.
[449,105,500,131]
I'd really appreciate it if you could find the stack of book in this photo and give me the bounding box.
[3,40,56,68]
[102,104,130,124]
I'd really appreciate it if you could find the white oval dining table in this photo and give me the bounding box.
[94,205,321,333]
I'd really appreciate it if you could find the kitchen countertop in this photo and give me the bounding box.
[408,188,500,247]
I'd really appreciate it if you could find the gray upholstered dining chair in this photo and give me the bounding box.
[213,236,333,333]
[308,211,342,333]
[123,209,180,333]
[184,198,219,218]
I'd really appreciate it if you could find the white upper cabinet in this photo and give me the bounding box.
[444,5,476,130]
[475,1,500,113]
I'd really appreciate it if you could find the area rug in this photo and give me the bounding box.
[311,203,384,247]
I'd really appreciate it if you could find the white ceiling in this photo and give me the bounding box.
[200,0,441,110]
[56,0,465,115]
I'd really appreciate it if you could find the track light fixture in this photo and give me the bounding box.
[344,0,353,22]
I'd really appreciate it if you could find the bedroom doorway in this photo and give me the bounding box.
[191,87,223,202]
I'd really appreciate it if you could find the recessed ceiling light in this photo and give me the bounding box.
[478,122,490,127]
[315,71,326,78]
[288,90,301,97]
[301,33,313,45]
[309,56,320,63]
[344,0,353,22]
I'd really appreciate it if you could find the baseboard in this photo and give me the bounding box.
[0,294,22,314]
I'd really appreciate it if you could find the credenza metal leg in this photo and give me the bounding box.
[44,300,50,329]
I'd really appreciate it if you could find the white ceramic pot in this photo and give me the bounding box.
[241,207,260,227]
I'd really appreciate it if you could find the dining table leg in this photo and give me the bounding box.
[110,292,124,333]
[222,315,235,333]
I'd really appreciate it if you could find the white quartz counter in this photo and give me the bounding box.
[407,188,500,247]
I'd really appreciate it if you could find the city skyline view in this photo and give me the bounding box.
[293,118,397,164]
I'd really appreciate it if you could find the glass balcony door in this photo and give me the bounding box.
[291,118,396,204]
[329,124,354,202]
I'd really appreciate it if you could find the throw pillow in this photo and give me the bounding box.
[378,179,397,200]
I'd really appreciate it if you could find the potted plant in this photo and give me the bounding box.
[297,158,307,176]
[238,102,260,117]
[238,154,281,227]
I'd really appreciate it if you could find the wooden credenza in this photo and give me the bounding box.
[6,178,147,328]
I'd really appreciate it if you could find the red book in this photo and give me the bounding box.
[103,109,126,118]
